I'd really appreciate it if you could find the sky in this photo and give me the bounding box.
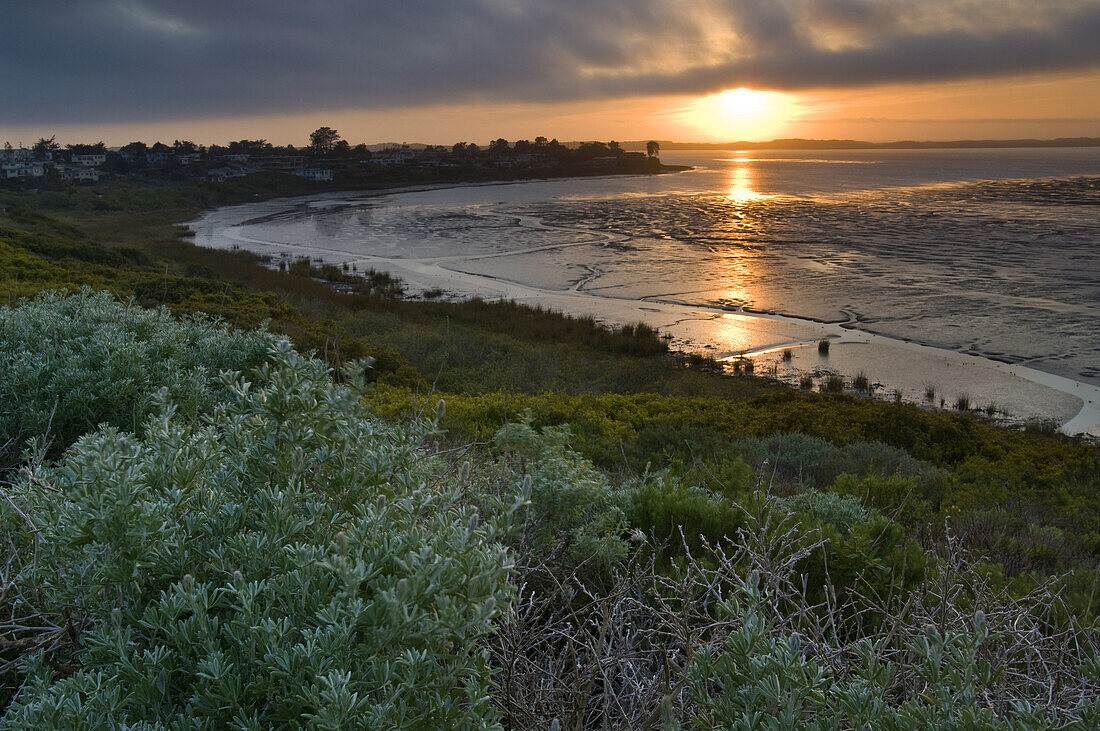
[2,0,1099,147]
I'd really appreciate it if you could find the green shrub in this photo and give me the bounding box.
[680,456,754,499]
[494,420,628,580]
[2,334,513,727]
[688,576,1074,729]
[831,472,937,526]
[781,489,871,534]
[0,289,276,467]
[629,477,744,555]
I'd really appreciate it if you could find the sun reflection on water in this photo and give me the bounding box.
[725,157,771,204]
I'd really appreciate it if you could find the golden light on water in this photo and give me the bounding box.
[725,157,769,203]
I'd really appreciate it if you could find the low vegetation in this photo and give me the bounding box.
[2,181,1099,727]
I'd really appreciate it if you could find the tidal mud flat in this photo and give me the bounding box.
[188,151,1100,436]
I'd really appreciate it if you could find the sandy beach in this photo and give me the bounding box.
[188,189,1100,438]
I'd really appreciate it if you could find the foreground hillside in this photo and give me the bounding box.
[1,182,1099,726]
[0,291,1098,728]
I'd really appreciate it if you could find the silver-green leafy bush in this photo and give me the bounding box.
[779,489,871,534]
[0,288,276,467]
[494,420,628,582]
[1,304,514,728]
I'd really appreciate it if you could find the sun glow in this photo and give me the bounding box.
[684,87,797,141]
[718,88,766,118]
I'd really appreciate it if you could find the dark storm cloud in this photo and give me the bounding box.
[2,0,1099,124]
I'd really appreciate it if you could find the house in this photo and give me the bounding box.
[145,151,171,167]
[204,166,249,182]
[293,168,333,182]
[71,153,107,167]
[2,162,46,179]
[0,147,33,164]
[223,154,251,164]
[371,150,415,165]
[177,153,202,166]
[57,166,101,182]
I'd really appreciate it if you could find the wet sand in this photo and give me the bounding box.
[188,192,1099,438]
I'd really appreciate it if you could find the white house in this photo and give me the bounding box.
[2,162,45,179]
[57,166,101,182]
[204,166,248,182]
[293,168,333,182]
[371,150,416,165]
[71,153,106,167]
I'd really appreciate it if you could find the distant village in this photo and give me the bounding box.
[1,128,661,187]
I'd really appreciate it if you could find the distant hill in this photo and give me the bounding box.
[621,137,1100,151]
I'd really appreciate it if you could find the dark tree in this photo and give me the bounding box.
[646,140,660,158]
[65,141,107,156]
[309,127,342,156]
[228,139,271,153]
[120,141,148,157]
[32,136,60,160]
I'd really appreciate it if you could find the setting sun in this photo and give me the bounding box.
[717,88,766,117]
[683,87,798,141]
